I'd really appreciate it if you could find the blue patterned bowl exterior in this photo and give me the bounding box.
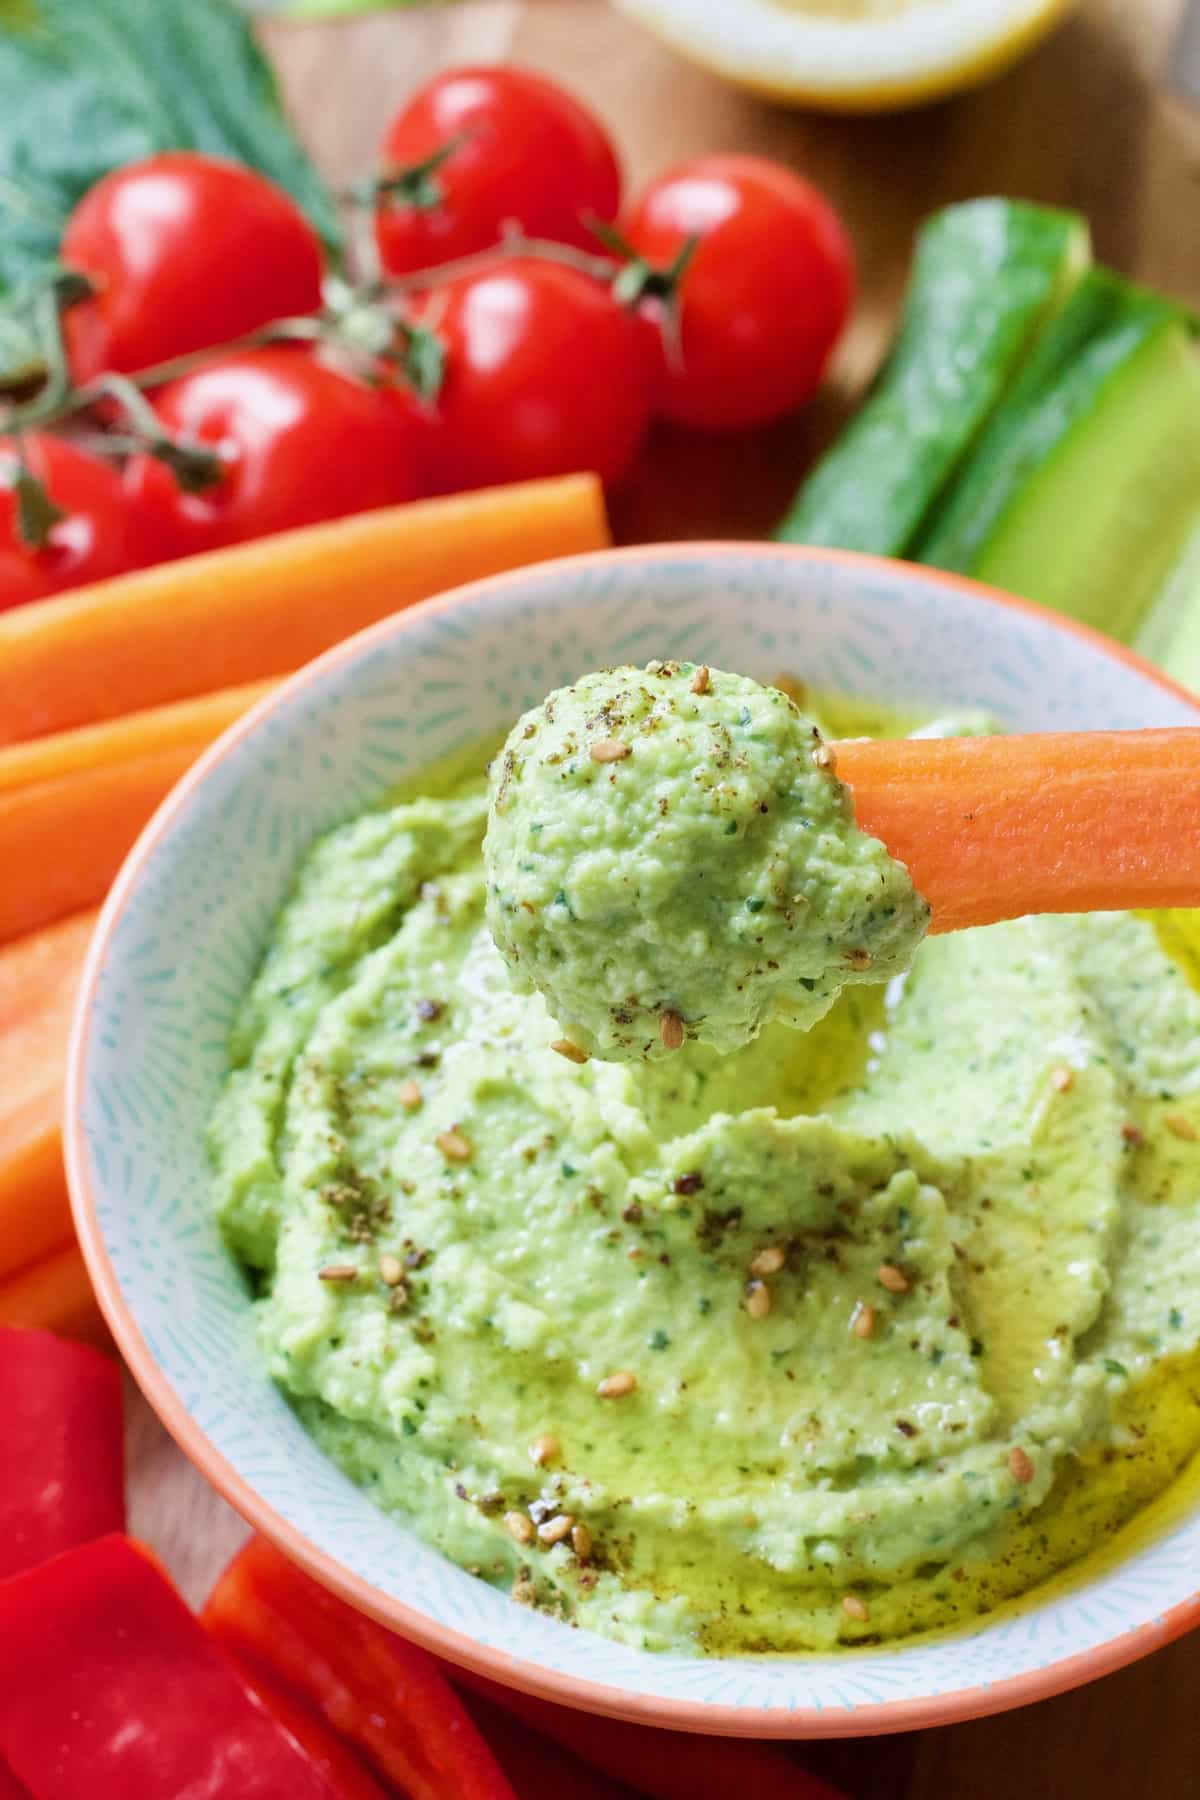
[68,544,1200,1736]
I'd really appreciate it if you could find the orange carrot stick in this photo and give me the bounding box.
[0,911,97,1278]
[0,679,276,795]
[0,747,225,944]
[836,729,1200,934]
[0,1242,107,1348]
[0,474,609,744]
[0,685,276,941]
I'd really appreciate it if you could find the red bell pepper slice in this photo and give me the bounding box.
[0,1327,123,1579]
[0,1534,345,1799]
[455,1669,849,1800]
[462,1693,641,1799]
[228,1652,396,1799]
[203,1535,518,1800]
[0,1759,31,1799]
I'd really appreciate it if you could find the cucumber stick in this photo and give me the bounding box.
[915,272,1200,647]
[777,198,1090,554]
[1136,517,1200,689]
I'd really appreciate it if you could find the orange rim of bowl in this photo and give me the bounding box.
[66,542,1200,1739]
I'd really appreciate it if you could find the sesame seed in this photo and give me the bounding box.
[590,738,631,763]
[318,1263,358,1284]
[749,1245,785,1278]
[550,1038,589,1065]
[745,1280,771,1320]
[691,665,710,695]
[660,1010,685,1052]
[537,1513,575,1547]
[1008,1446,1035,1484]
[511,1570,537,1604]
[846,947,873,971]
[436,1128,472,1162]
[841,1594,870,1623]
[596,1371,637,1399]
[1166,1114,1197,1141]
[1121,1123,1145,1146]
[571,1522,593,1560]
[398,1079,423,1110]
[1050,1065,1074,1093]
[378,1254,405,1287]
[877,1263,910,1295]
[813,744,837,773]
[504,1511,535,1546]
[529,1434,561,1467]
[851,1302,877,1340]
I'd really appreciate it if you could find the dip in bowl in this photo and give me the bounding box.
[68,543,1200,1735]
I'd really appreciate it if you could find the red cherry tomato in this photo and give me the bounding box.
[124,348,423,557]
[62,152,324,383]
[374,66,621,276]
[417,258,650,491]
[0,433,155,611]
[623,153,854,432]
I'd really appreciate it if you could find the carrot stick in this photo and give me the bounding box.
[0,684,277,943]
[835,728,1200,933]
[0,686,279,940]
[0,680,276,795]
[0,474,609,744]
[0,747,233,943]
[0,1132,72,1288]
[0,912,97,1279]
[0,1243,107,1348]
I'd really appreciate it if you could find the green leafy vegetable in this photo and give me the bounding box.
[0,0,340,304]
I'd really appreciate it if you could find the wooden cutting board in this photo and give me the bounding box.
[127,4,1200,1795]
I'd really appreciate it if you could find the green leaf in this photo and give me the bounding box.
[0,0,341,303]
[3,457,67,548]
[401,322,445,403]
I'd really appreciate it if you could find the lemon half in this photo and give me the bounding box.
[611,0,1078,111]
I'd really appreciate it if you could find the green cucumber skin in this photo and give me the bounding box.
[776,198,1088,555]
[915,272,1184,573]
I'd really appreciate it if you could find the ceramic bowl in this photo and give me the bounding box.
[67,542,1200,1738]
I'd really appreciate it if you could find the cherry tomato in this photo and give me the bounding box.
[374,66,621,276]
[62,152,324,383]
[623,154,854,432]
[0,433,155,611]
[124,348,423,557]
[417,258,650,490]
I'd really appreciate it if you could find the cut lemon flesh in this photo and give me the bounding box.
[612,0,1078,111]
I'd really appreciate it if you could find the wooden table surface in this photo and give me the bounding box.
[127,4,1200,1796]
